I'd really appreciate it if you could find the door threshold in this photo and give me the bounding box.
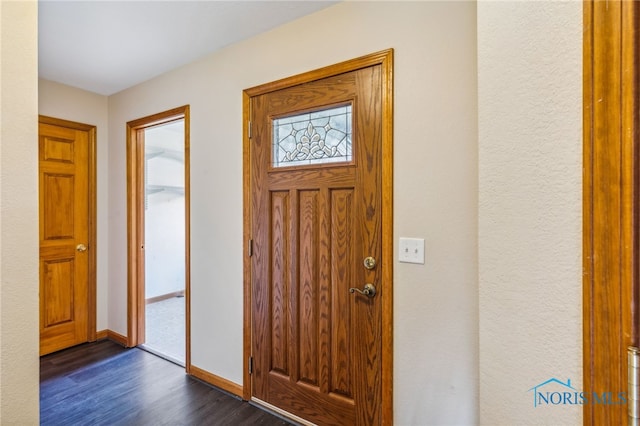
[138,344,185,368]
[251,397,315,426]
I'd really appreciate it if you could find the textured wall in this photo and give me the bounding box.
[478,2,582,424]
[0,1,39,422]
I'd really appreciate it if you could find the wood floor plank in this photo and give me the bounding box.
[40,340,293,426]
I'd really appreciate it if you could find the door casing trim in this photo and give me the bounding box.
[583,1,639,424]
[126,105,192,373]
[39,115,97,344]
[242,49,394,424]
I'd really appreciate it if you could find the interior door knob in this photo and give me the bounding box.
[76,243,87,252]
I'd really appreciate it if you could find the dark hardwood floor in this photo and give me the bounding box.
[40,340,293,426]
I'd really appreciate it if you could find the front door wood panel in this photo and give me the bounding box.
[249,53,390,426]
[39,119,95,356]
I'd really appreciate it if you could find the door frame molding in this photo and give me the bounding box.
[242,49,394,424]
[583,1,639,424]
[126,105,191,372]
[39,115,97,343]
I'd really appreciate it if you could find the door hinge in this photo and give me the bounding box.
[248,121,252,139]
[249,356,254,374]
[248,239,253,257]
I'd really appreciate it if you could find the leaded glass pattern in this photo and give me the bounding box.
[272,105,352,167]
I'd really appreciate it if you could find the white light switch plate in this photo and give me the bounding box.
[399,238,425,264]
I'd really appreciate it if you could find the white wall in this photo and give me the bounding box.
[144,124,186,299]
[0,1,39,422]
[145,192,185,299]
[145,190,185,299]
[39,79,110,331]
[478,2,582,425]
[108,2,478,424]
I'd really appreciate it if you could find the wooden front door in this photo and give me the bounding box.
[246,50,393,426]
[39,117,96,356]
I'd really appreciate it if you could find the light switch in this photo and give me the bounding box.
[399,238,425,264]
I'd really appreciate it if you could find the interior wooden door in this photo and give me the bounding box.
[249,53,392,425]
[39,117,96,356]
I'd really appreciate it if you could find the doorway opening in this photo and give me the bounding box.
[127,106,191,370]
[140,119,186,364]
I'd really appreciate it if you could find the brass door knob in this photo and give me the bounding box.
[76,243,88,252]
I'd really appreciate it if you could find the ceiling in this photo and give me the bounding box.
[38,1,337,96]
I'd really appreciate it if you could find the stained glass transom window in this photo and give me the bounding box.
[272,105,352,167]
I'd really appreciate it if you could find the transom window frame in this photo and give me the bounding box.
[269,101,356,171]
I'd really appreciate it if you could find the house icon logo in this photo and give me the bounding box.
[527,378,575,408]
[527,377,627,407]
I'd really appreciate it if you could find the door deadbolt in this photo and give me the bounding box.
[363,256,376,270]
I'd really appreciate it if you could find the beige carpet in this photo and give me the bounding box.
[144,296,185,365]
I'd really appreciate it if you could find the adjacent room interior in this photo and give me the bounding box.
[140,119,186,366]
